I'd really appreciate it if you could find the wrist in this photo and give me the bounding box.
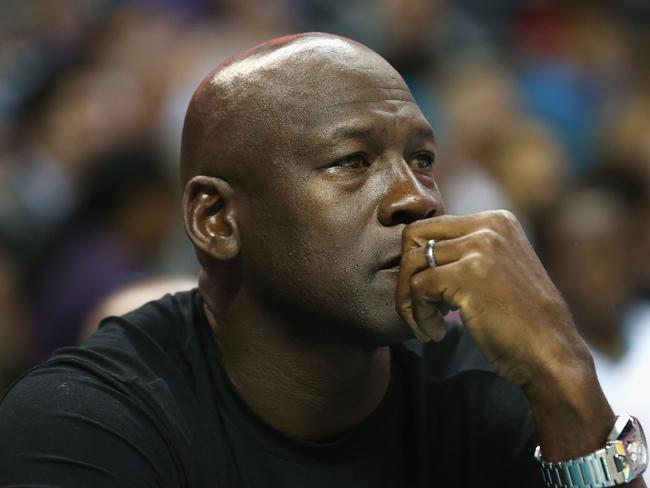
[525,344,615,462]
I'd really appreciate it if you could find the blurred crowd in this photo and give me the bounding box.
[1,0,649,416]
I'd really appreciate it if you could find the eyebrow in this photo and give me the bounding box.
[410,125,437,143]
[328,124,376,142]
[326,122,437,144]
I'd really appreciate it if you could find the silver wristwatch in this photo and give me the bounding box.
[535,415,647,487]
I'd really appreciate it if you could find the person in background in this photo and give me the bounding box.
[540,176,650,483]
[26,144,176,363]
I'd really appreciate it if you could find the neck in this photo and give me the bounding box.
[199,275,391,442]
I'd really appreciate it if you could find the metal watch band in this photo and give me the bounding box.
[535,444,626,488]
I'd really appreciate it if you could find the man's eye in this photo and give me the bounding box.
[411,152,435,169]
[336,154,369,169]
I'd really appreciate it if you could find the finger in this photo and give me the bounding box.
[395,244,444,328]
[408,262,465,341]
[395,235,473,326]
[392,286,446,343]
[401,210,518,253]
[399,234,473,270]
[435,301,455,317]
[413,299,446,342]
[410,269,447,343]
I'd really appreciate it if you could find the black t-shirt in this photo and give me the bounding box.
[0,290,545,487]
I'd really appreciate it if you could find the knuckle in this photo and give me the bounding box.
[477,228,502,250]
[409,274,422,290]
[403,247,420,264]
[486,210,501,227]
[465,253,489,278]
[481,209,519,235]
[495,209,518,228]
[402,219,430,248]
[410,272,432,296]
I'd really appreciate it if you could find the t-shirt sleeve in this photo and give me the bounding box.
[0,364,181,488]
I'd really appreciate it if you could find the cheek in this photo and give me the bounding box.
[290,186,377,277]
[240,189,374,306]
[281,209,366,284]
[267,178,370,257]
[236,179,407,341]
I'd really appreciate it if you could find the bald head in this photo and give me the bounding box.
[179,33,410,191]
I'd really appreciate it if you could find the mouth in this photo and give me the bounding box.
[379,254,401,271]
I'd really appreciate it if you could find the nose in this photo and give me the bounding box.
[377,163,443,226]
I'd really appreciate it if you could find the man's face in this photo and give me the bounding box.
[236,51,443,346]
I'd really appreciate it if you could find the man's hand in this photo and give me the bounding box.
[396,210,590,389]
[395,210,635,471]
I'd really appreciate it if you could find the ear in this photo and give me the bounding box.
[183,175,240,260]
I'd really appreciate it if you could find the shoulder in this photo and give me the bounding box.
[55,288,203,384]
[0,289,217,487]
[0,360,182,486]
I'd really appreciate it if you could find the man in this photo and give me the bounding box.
[0,33,646,487]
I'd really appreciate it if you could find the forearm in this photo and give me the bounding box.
[526,347,646,487]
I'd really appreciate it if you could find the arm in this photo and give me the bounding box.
[396,210,646,487]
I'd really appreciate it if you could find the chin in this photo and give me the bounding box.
[348,314,414,348]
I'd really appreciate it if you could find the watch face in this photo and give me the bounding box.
[619,416,648,479]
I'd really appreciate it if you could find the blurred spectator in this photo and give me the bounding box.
[489,119,568,228]
[1,45,166,280]
[542,183,638,357]
[433,63,518,219]
[600,93,650,186]
[597,93,650,299]
[435,63,569,243]
[515,1,634,171]
[439,63,520,161]
[539,180,650,475]
[26,143,176,363]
